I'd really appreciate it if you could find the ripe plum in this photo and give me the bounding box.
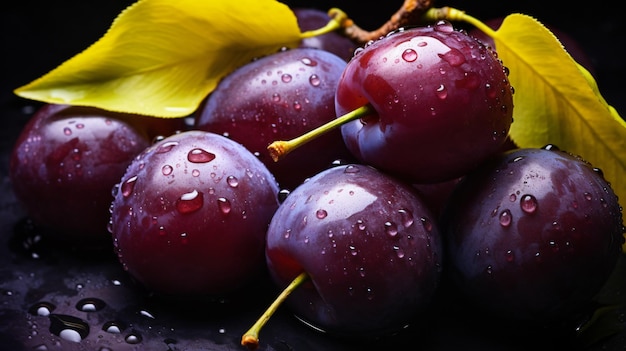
[336,21,514,184]
[442,146,624,325]
[9,103,151,245]
[195,47,355,190]
[265,163,443,337]
[293,7,357,62]
[109,130,280,296]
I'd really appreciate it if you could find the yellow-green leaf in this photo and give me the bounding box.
[13,0,302,118]
[490,14,626,212]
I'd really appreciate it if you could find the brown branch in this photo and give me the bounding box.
[329,0,434,45]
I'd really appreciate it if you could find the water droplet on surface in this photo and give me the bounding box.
[125,332,142,344]
[76,298,106,312]
[121,176,137,197]
[401,48,418,62]
[316,209,328,219]
[217,197,232,214]
[505,250,515,262]
[281,74,292,83]
[272,93,281,102]
[188,148,216,163]
[156,141,178,154]
[102,321,125,334]
[434,20,454,33]
[435,84,448,99]
[226,175,239,188]
[397,209,414,228]
[385,222,398,237]
[176,190,203,214]
[499,209,512,227]
[29,302,56,316]
[161,164,173,176]
[520,194,538,213]
[63,127,72,136]
[309,74,321,86]
[49,314,89,342]
[301,57,317,66]
[344,165,360,174]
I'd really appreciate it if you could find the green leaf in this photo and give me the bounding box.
[491,14,626,212]
[13,0,302,118]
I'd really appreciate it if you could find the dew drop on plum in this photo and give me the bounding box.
[187,148,215,163]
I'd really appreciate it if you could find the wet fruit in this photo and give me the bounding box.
[336,21,514,184]
[442,146,624,325]
[264,163,443,337]
[109,130,280,296]
[9,103,151,245]
[196,47,355,190]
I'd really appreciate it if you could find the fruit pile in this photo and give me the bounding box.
[7,2,625,350]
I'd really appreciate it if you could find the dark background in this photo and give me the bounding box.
[1,1,624,351]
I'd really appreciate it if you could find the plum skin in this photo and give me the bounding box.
[265,164,443,337]
[9,103,151,244]
[442,147,625,324]
[196,47,355,191]
[336,22,514,184]
[109,130,280,296]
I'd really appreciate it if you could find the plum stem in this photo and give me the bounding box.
[241,271,310,350]
[267,104,373,162]
[299,11,345,39]
[328,0,434,44]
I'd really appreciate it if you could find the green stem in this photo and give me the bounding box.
[267,104,374,162]
[241,272,310,350]
[422,7,498,39]
[299,9,346,39]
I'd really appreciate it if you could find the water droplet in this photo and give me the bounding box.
[156,141,178,154]
[344,165,360,174]
[505,250,515,262]
[356,219,366,231]
[161,164,173,176]
[49,314,89,342]
[309,74,321,87]
[192,169,200,177]
[63,127,72,136]
[434,20,454,33]
[385,222,398,237]
[401,48,418,62]
[394,246,405,258]
[125,332,142,344]
[349,245,358,256]
[509,193,517,202]
[76,298,106,312]
[584,192,593,201]
[398,209,414,228]
[520,194,538,213]
[316,209,327,219]
[226,175,239,188]
[176,190,204,214]
[281,74,292,83]
[103,321,125,334]
[121,175,137,197]
[272,93,281,102]
[435,84,448,99]
[499,209,512,227]
[217,197,232,214]
[29,302,56,316]
[440,47,466,67]
[420,217,433,232]
[188,148,216,163]
[301,57,317,66]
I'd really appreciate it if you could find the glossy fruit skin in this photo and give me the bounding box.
[293,7,357,62]
[109,130,280,296]
[9,103,151,244]
[196,47,355,190]
[442,146,624,324]
[336,22,514,184]
[265,164,443,337]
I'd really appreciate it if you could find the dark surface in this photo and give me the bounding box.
[1,1,625,350]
